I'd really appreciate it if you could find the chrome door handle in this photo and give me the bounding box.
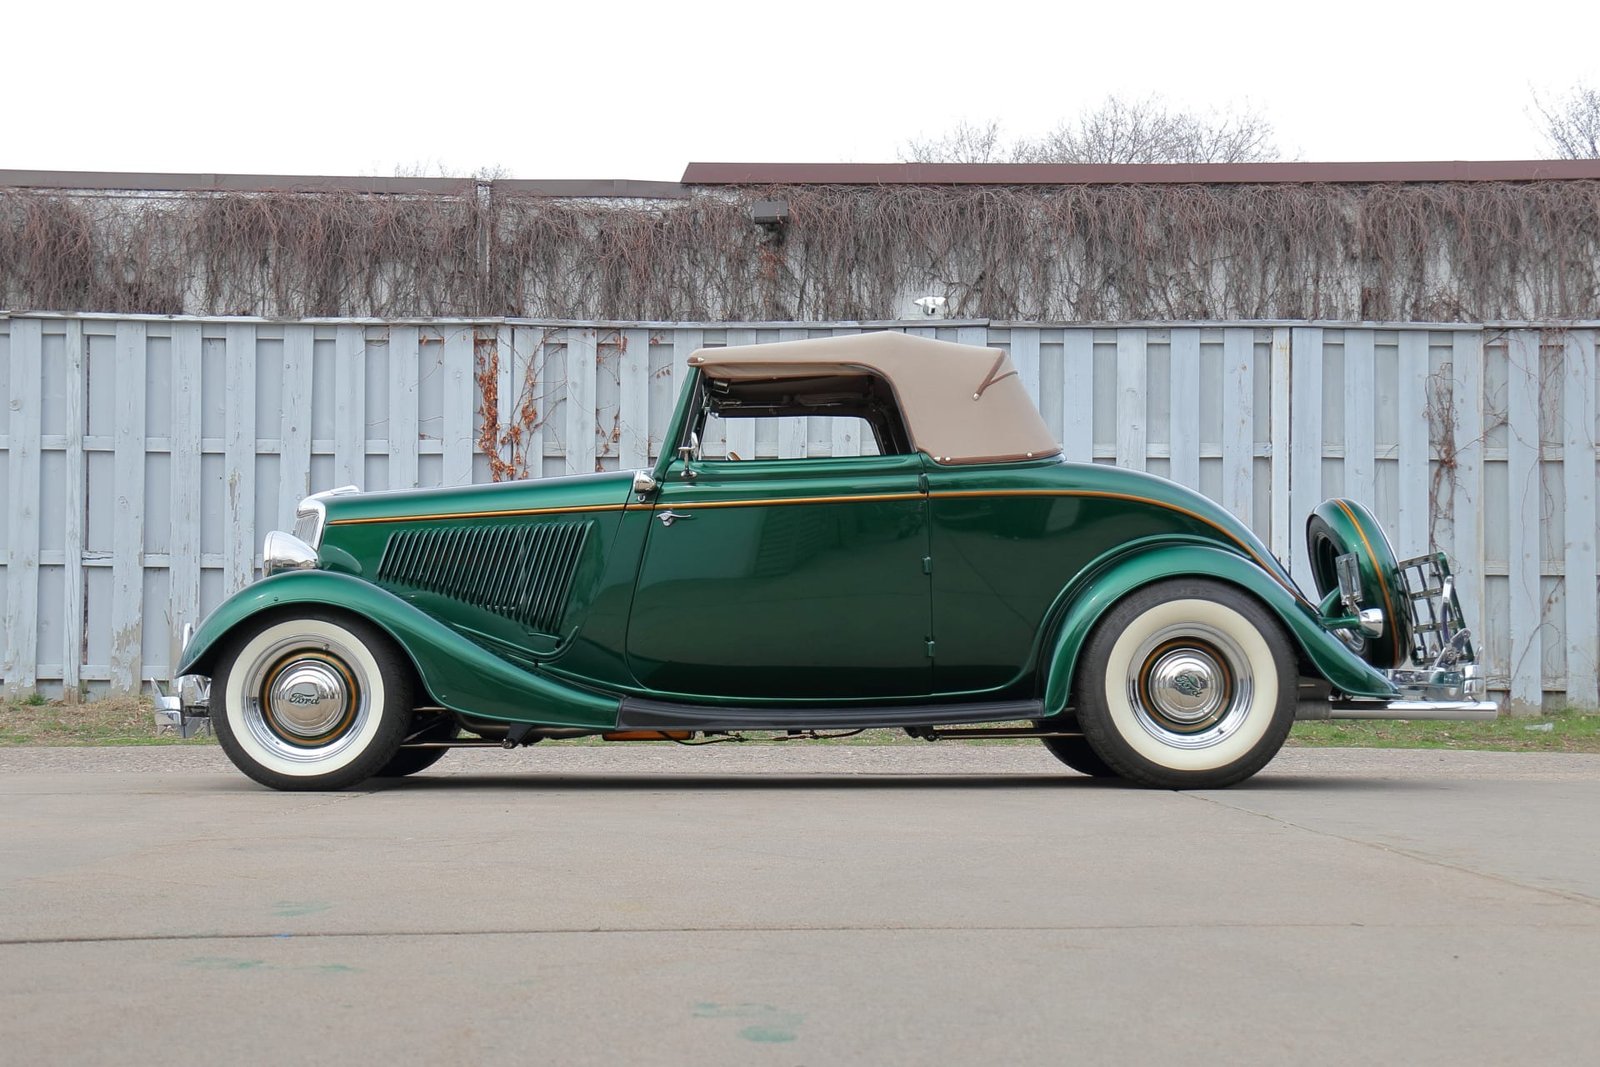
[657,510,695,527]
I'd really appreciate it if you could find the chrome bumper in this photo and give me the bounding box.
[1299,663,1499,722]
[155,623,212,738]
[1325,699,1498,721]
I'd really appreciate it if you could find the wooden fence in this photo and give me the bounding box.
[1,313,1595,712]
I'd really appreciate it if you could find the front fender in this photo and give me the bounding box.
[1042,545,1398,714]
[177,571,620,729]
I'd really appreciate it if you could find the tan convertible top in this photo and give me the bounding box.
[688,332,1061,465]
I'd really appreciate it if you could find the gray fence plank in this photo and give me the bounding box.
[1563,331,1598,707]
[2,317,42,695]
[491,325,514,475]
[1344,329,1377,506]
[1397,331,1431,553]
[1115,329,1147,470]
[1505,329,1543,713]
[1450,331,1486,659]
[166,322,203,675]
[1011,327,1042,416]
[1169,327,1201,489]
[277,324,313,526]
[109,321,147,692]
[511,325,546,479]
[956,325,987,349]
[441,327,475,487]
[333,326,366,488]
[620,327,650,468]
[388,326,420,489]
[565,328,598,474]
[1220,328,1253,526]
[223,324,257,593]
[1288,327,1324,593]
[61,319,85,700]
[1269,328,1293,566]
[1061,330,1094,464]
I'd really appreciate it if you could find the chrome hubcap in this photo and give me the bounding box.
[266,658,351,739]
[238,635,372,762]
[1146,648,1228,725]
[1125,623,1254,749]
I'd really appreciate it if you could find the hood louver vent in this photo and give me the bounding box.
[376,522,593,634]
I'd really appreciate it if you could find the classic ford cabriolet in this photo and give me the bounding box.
[175,332,1495,791]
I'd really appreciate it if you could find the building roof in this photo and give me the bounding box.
[688,331,1061,465]
[6,160,1600,197]
[680,160,1600,185]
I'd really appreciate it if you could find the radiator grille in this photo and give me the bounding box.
[376,522,593,634]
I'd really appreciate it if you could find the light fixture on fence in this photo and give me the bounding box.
[914,295,948,318]
[750,199,790,229]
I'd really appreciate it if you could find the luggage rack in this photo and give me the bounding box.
[1395,552,1475,668]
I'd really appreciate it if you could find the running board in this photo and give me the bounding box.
[615,697,1044,733]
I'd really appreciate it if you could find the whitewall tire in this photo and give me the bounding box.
[1075,580,1296,789]
[212,612,414,791]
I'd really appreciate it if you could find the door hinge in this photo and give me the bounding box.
[918,472,929,492]
[925,639,936,658]
[922,556,933,575]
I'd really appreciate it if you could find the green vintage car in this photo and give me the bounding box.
[175,332,1495,791]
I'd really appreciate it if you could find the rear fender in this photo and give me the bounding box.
[177,571,620,729]
[1042,544,1398,715]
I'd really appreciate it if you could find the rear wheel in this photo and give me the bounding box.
[1074,579,1296,789]
[212,612,414,791]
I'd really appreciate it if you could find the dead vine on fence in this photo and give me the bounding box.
[4,182,1600,320]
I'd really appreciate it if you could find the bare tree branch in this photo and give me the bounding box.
[902,95,1279,165]
[391,160,512,179]
[901,120,1020,164]
[1533,83,1600,159]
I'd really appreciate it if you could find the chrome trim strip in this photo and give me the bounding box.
[1329,701,1499,721]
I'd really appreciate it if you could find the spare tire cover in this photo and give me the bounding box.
[1305,499,1411,669]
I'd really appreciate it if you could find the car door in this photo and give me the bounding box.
[625,452,933,701]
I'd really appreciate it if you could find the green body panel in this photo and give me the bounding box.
[175,570,621,728]
[1040,543,1400,713]
[625,454,931,700]
[923,459,1299,696]
[316,469,639,675]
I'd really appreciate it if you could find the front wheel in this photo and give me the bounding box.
[1074,579,1297,789]
[212,611,415,791]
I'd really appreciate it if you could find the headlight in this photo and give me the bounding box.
[263,531,318,576]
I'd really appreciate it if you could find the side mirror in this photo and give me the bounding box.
[677,432,700,479]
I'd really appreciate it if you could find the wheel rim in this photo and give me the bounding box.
[1125,623,1254,750]
[241,637,371,763]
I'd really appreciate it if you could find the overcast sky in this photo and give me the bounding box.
[7,0,1595,180]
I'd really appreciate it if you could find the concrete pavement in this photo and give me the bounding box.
[3,745,1598,1064]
